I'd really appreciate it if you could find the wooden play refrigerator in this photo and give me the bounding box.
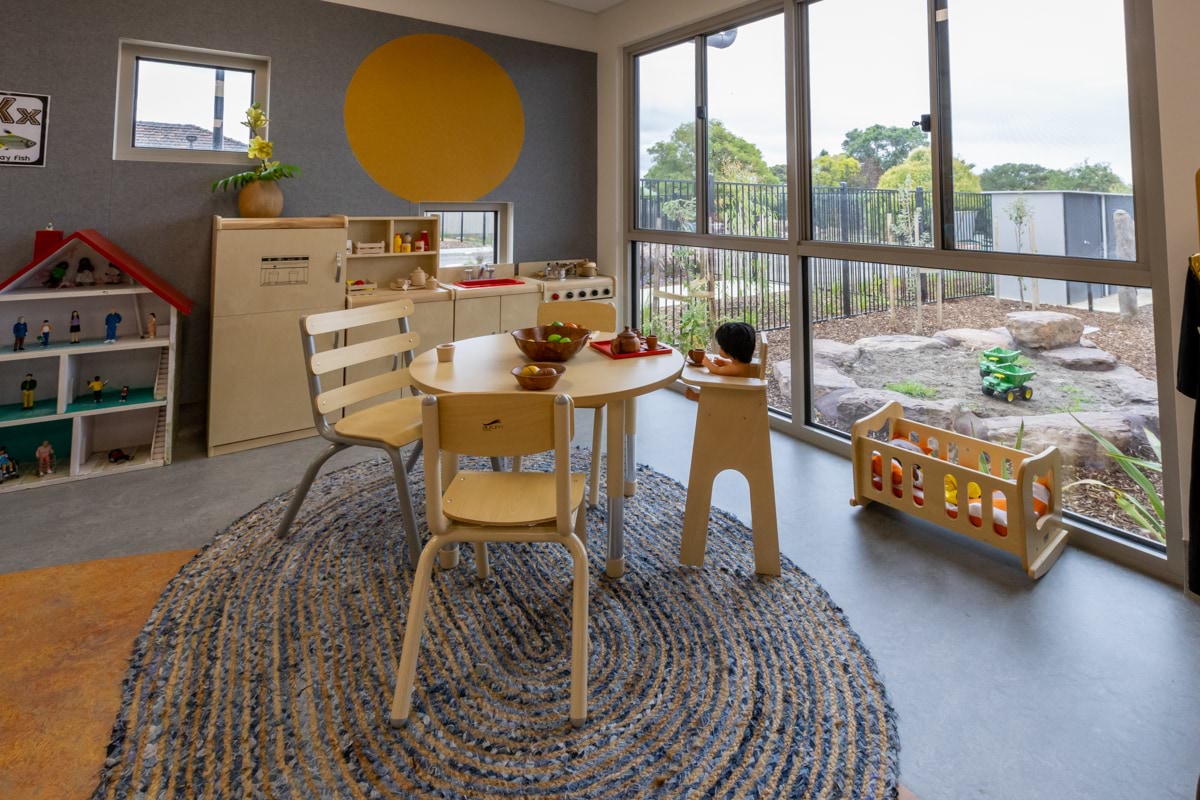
[207,217,350,456]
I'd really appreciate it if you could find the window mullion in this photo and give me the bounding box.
[694,34,710,237]
[928,0,952,251]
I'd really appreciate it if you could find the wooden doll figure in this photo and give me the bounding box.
[119,385,130,403]
[104,308,122,343]
[145,312,157,339]
[35,440,54,476]
[69,310,81,343]
[88,375,108,403]
[20,374,36,409]
[0,447,16,481]
[12,316,27,351]
[39,320,51,347]
[75,258,96,287]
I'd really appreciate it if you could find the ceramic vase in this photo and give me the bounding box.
[238,181,284,218]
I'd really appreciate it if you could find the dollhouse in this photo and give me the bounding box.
[0,229,192,492]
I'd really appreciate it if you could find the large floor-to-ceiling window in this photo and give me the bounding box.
[629,0,1175,558]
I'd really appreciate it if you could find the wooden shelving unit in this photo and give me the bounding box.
[0,230,191,492]
[345,216,441,290]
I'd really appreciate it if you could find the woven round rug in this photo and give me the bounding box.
[93,454,898,799]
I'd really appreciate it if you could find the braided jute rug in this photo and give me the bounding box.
[93,454,899,799]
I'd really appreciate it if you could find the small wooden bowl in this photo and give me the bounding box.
[512,362,566,390]
[511,325,592,362]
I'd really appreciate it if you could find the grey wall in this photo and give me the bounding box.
[0,0,597,403]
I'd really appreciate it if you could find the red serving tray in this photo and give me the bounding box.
[589,339,674,359]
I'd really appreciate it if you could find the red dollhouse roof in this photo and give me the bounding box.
[0,229,194,314]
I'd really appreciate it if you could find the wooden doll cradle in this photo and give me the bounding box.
[849,402,1069,579]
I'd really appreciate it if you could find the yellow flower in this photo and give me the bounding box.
[245,105,268,131]
[247,136,273,160]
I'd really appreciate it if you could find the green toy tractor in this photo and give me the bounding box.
[978,346,1021,377]
[982,363,1036,402]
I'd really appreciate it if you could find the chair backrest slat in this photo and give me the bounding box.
[311,331,420,375]
[536,301,617,332]
[755,332,769,380]
[316,369,411,415]
[305,299,415,335]
[434,393,569,457]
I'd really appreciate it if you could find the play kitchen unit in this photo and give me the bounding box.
[208,216,615,455]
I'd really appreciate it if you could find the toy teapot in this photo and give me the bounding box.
[612,326,642,354]
[410,265,427,288]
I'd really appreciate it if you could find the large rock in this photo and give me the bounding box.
[1107,366,1159,405]
[853,335,948,363]
[815,387,968,432]
[812,339,860,368]
[1005,311,1084,350]
[934,328,1014,351]
[773,361,792,401]
[812,360,858,400]
[1038,346,1118,371]
[981,412,1149,468]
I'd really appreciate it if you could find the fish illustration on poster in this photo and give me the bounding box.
[0,91,49,167]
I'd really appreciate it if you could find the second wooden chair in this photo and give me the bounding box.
[536,300,617,506]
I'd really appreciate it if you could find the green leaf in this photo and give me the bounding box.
[1111,494,1166,542]
[1070,413,1164,521]
[1145,428,1162,462]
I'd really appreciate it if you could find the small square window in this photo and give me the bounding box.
[114,40,269,165]
[419,202,515,267]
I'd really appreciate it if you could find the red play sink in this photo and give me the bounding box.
[454,278,525,288]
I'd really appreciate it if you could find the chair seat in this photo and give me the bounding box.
[334,395,423,447]
[443,471,586,526]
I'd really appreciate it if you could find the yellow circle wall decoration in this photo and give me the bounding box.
[344,34,525,202]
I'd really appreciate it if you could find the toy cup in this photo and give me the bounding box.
[436,343,455,363]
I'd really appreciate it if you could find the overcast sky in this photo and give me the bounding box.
[638,0,1133,184]
[136,60,254,144]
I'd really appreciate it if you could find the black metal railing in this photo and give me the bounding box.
[807,260,995,323]
[638,178,994,250]
[635,243,790,343]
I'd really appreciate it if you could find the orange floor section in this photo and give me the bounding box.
[0,550,196,800]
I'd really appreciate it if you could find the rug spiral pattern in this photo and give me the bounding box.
[94,455,898,799]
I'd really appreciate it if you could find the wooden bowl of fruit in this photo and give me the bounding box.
[512,362,566,390]
[510,324,591,362]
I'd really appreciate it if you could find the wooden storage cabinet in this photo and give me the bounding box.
[498,293,540,333]
[454,295,502,340]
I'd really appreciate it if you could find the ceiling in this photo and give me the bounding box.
[542,0,625,13]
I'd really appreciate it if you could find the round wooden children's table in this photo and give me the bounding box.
[409,332,684,577]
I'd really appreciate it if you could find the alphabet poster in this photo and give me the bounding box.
[0,91,49,167]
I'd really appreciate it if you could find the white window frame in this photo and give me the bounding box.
[113,39,270,165]
[418,201,515,265]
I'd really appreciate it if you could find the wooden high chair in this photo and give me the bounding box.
[390,392,590,728]
[536,300,617,507]
[678,332,781,577]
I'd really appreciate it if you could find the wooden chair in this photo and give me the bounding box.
[679,332,781,577]
[274,299,424,566]
[390,392,590,728]
[536,300,617,506]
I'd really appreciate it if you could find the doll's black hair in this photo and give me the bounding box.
[714,321,756,364]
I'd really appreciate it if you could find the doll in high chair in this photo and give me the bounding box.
[685,321,759,400]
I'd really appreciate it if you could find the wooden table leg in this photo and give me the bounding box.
[605,399,626,578]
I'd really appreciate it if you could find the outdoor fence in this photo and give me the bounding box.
[808,260,995,323]
[638,178,994,249]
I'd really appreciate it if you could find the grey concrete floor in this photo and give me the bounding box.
[2,390,1199,799]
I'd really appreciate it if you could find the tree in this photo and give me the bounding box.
[981,162,1058,191]
[645,120,779,184]
[769,163,788,183]
[1046,160,1131,193]
[841,124,929,187]
[877,147,982,193]
[811,150,862,187]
